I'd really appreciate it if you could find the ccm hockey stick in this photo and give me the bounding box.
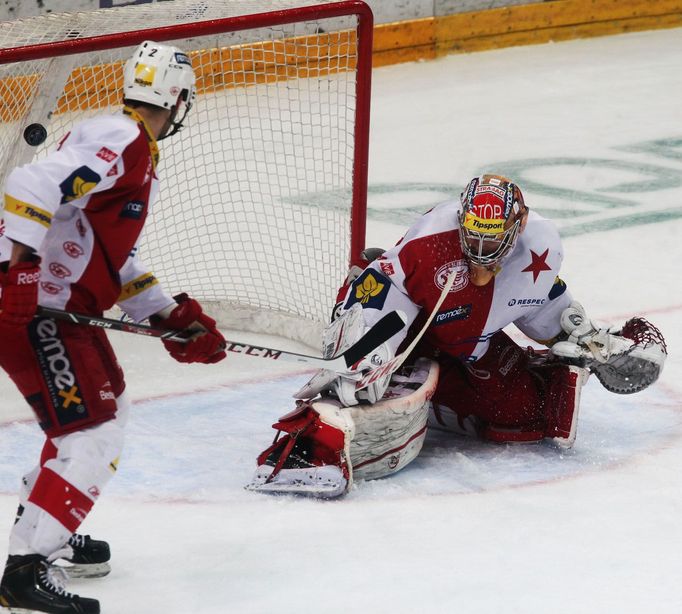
[354,269,457,391]
[36,306,407,370]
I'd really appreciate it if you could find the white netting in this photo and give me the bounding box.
[0,0,368,347]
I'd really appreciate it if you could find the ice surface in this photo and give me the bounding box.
[1,28,681,614]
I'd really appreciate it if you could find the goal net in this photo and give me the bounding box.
[0,0,373,347]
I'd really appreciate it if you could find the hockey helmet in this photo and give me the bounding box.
[458,174,527,266]
[122,40,196,138]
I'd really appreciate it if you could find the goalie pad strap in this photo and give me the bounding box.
[267,431,299,484]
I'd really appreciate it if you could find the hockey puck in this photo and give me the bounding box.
[23,123,48,146]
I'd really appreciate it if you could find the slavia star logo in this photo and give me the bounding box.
[522,249,552,283]
[355,272,385,304]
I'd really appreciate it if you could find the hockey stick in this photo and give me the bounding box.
[35,306,406,370]
[354,269,457,391]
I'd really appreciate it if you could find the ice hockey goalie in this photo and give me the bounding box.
[246,174,667,499]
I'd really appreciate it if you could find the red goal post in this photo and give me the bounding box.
[0,0,373,347]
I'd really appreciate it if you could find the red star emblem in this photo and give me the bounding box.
[522,249,552,283]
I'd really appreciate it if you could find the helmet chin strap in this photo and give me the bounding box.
[157,108,183,140]
[158,98,191,141]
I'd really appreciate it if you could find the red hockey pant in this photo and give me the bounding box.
[0,316,125,437]
[1,316,128,556]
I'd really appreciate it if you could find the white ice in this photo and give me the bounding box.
[1,28,682,614]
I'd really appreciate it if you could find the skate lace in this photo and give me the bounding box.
[38,562,72,597]
[68,533,87,549]
[47,544,74,564]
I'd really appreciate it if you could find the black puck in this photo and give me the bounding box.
[23,123,48,146]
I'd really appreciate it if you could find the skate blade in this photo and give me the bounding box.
[54,561,111,579]
[245,480,344,498]
[245,465,347,499]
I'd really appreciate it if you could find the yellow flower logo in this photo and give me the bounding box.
[59,167,101,204]
[73,176,97,198]
[355,272,385,304]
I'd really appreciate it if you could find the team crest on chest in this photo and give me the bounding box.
[434,260,469,293]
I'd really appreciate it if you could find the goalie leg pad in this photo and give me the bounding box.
[475,364,588,447]
[247,400,354,499]
[429,337,589,448]
[349,358,439,481]
[532,363,590,448]
[248,358,439,497]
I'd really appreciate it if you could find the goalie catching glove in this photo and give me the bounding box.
[551,301,667,394]
[150,293,227,364]
[294,303,394,406]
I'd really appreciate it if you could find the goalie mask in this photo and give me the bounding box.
[123,40,196,139]
[458,174,527,267]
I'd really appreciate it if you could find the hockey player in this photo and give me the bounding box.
[248,174,667,498]
[0,41,226,613]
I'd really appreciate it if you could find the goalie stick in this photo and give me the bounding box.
[354,268,457,392]
[35,306,406,370]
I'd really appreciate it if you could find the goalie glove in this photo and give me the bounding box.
[294,303,393,406]
[552,302,626,364]
[551,301,667,394]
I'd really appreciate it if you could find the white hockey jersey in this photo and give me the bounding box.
[0,108,175,321]
[340,200,573,363]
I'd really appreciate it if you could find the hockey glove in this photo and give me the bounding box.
[551,301,667,394]
[151,293,227,364]
[0,258,41,330]
[294,303,394,406]
[552,301,636,364]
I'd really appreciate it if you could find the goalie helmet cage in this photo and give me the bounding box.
[0,0,373,348]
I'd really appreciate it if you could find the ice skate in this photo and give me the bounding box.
[52,535,111,580]
[0,554,100,614]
